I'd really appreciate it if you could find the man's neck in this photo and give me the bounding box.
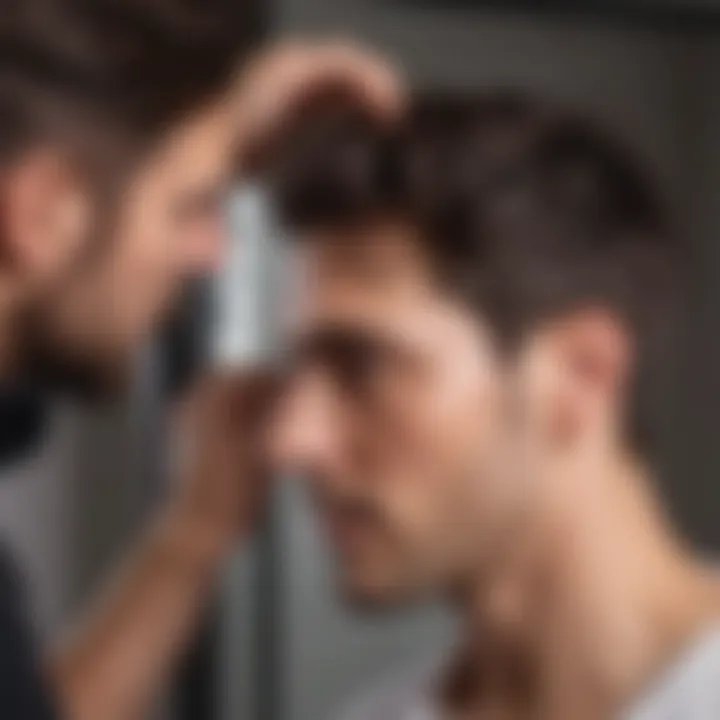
[447,457,720,719]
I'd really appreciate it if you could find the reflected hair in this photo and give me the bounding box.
[0,0,260,168]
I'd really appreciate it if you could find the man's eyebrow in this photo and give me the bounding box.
[291,324,400,363]
[293,325,386,361]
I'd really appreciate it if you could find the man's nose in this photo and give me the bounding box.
[268,374,343,474]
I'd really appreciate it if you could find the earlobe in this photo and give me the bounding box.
[565,309,632,396]
[523,309,633,452]
[556,308,633,442]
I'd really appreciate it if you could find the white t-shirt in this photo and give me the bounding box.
[340,628,720,720]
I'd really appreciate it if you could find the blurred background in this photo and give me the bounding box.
[1,1,720,719]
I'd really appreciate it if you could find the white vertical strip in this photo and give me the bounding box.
[215,187,277,720]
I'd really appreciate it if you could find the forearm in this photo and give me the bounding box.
[48,505,228,720]
[47,370,274,720]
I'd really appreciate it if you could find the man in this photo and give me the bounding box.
[266,93,720,719]
[0,1,400,718]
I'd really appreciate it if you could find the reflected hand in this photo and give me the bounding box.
[169,369,278,561]
[234,39,404,170]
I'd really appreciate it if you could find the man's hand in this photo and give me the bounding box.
[233,40,404,171]
[168,370,277,562]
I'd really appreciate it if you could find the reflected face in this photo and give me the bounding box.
[20,97,238,397]
[273,221,534,606]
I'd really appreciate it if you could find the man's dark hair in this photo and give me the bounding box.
[0,0,260,168]
[266,91,682,454]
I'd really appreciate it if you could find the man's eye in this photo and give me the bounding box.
[296,330,402,400]
[333,346,404,404]
[332,345,386,391]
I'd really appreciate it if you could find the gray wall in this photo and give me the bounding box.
[671,37,720,550]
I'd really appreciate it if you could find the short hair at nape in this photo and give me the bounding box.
[265,90,683,457]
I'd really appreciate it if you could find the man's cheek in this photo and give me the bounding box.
[371,407,440,468]
[372,470,430,547]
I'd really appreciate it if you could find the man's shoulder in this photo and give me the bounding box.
[337,658,442,720]
[626,625,720,720]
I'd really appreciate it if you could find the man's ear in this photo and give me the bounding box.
[0,150,90,282]
[522,307,633,449]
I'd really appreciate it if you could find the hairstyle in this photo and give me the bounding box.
[265,90,682,454]
[0,0,260,167]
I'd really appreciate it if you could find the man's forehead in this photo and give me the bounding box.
[282,223,487,357]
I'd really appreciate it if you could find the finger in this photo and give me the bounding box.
[252,39,402,108]
[255,41,403,124]
[315,42,405,119]
[205,368,281,428]
[269,42,403,122]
